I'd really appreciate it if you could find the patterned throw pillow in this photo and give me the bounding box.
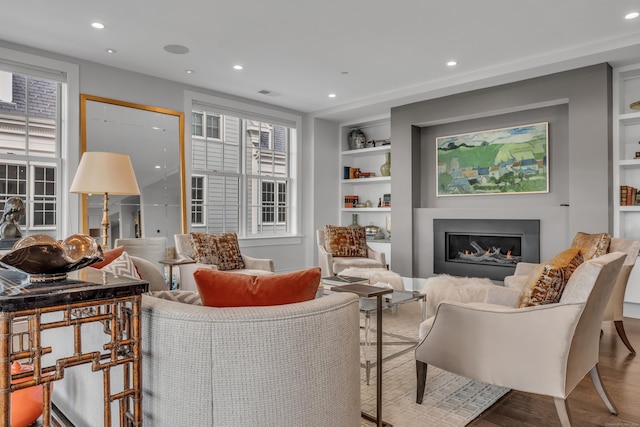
[100,251,141,280]
[147,290,202,305]
[517,247,583,308]
[189,232,245,271]
[571,232,611,260]
[323,225,368,258]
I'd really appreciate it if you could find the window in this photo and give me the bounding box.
[0,70,62,233]
[190,103,297,237]
[191,175,205,225]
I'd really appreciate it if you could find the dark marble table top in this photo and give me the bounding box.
[0,267,148,312]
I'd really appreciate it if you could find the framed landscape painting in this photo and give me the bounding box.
[436,122,549,196]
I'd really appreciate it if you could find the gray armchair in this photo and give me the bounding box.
[416,252,626,427]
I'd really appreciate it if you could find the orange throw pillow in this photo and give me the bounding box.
[91,246,125,269]
[194,267,321,307]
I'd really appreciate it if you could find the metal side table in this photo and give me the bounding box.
[333,283,393,427]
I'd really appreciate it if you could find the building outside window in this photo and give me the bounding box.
[0,70,62,235]
[190,107,294,236]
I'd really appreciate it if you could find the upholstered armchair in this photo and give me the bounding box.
[114,237,168,273]
[416,252,626,427]
[504,236,640,353]
[316,227,386,277]
[173,233,274,292]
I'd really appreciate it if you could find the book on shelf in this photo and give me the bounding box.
[344,195,359,208]
[620,185,639,206]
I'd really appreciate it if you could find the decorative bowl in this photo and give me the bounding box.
[0,234,103,282]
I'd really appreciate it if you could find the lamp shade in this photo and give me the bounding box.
[70,152,140,195]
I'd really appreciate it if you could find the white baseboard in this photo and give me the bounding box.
[623,301,640,319]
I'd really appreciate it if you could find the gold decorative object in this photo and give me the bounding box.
[0,234,103,282]
[630,101,640,110]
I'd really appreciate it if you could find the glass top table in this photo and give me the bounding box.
[321,276,427,385]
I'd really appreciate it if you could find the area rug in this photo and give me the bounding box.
[359,301,509,426]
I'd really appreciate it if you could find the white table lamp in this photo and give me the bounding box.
[70,152,140,249]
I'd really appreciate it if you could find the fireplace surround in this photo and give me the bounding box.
[434,219,540,281]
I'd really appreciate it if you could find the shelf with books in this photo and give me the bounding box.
[614,63,640,308]
[340,118,392,267]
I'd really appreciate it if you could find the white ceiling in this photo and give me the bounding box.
[4,0,640,122]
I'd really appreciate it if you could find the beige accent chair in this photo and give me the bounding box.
[504,237,640,353]
[316,229,386,277]
[173,233,275,292]
[128,255,167,291]
[114,237,168,273]
[50,291,361,426]
[415,252,626,427]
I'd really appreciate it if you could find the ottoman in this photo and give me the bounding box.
[421,274,497,319]
[339,267,404,291]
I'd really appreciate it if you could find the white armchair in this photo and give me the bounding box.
[504,237,640,353]
[316,228,386,277]
[173,233,274,292]
[415,252,626,427]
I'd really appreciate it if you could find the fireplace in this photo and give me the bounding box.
[434,219,540,281]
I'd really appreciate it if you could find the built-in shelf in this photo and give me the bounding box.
[340,207,391,212]
[341,176,391,184]
[341,145,390,157]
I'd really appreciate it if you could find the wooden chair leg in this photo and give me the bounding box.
[614,320,636,354]
[553,397,572,427]
[589,365,618,415]
[416,360,427,404]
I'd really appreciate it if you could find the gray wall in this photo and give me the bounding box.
[1,40,313,272]
[390,64,612,278]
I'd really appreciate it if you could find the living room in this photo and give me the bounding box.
[2,2,640,426]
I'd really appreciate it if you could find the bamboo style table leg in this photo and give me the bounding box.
[0,315,9,427]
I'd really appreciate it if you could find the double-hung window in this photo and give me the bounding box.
[0,69,63,236]
[190,99,298,237]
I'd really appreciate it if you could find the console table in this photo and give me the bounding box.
[0,267,148,427]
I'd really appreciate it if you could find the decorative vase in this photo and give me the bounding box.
[350,213,359,226]
[380,152,391,176]
[347,128,366,150]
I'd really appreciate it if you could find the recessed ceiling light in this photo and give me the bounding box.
[328,93,337,98]
[625,12,639,20]
[233,65,244,70]
[447,61,458,67]
[91,22,105,29]
[163,44,190,54]
[155,165,161,169]
[185,69,195,74]
[105,48,117,54]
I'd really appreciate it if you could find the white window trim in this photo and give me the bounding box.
[184,90,302,239]
[0,71,12,103]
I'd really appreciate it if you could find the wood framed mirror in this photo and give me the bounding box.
[80,94,186,247]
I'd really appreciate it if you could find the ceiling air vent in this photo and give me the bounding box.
[258,89,282,97]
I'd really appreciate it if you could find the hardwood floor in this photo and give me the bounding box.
[469,317,640,426]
